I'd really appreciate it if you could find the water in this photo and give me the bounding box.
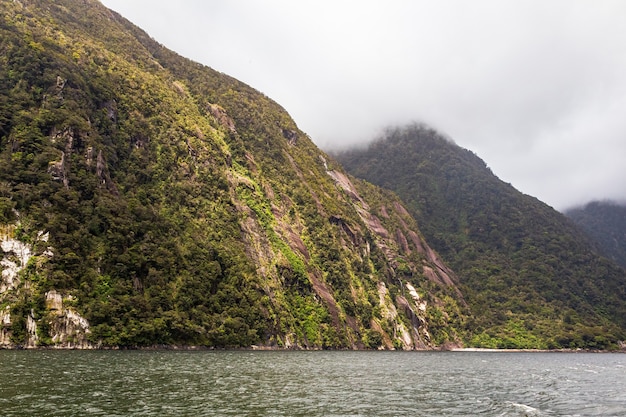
[0,350,624,416]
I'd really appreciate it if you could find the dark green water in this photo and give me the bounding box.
[1,350,624,416]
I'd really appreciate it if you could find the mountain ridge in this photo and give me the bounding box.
[335,123,626,349]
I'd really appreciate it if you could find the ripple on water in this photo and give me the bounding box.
[0,351,625,416]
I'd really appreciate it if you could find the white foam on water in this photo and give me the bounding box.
[506,401,543,416]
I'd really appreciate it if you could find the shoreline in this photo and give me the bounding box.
[2,344,624,353]
[447,347,624,353]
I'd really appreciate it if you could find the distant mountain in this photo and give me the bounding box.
[335,123,626,349]
[565,201,626,269]
[0,0,465,349]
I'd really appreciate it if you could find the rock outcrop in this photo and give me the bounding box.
[1,224,92,348]
[324,162,464,348]
[46,290,93,349]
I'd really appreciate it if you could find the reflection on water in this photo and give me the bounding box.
[0,350,624,416]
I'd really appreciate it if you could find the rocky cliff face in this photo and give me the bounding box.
[45,289,92,348]
[1,225,91,348]
[322,162,465,349]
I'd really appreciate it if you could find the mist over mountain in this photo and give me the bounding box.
[335,123,626,349]
[566,201,626,269]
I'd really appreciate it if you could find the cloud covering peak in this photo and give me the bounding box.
[100,0,626,210]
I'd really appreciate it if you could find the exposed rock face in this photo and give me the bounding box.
[1,225,92,348]
[1,230,31,294]
[1,225,34,347]
[26,312,38,348]
[46,289,63,311]
[324,164,464,348]
[325,165,460,290]
[282,128,298,146]
[207,103,237,133]
[0,306,11,346]
[46,290,93,349]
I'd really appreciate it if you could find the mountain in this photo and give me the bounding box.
[335,123,626,349]
[565,201,626,269]
[0,0,466,349]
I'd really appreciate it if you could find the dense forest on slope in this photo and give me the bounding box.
[335,124,626,349]
[0,0,465,349]
[566,201,626,269]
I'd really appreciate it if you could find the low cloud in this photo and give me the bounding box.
[101,0,626,210]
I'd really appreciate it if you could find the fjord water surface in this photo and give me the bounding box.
[1,350,624,416]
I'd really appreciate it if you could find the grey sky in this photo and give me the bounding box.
[100,0,626,210]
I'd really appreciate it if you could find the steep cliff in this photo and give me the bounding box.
[0,0,463,348]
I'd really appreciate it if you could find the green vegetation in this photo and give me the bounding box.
[336,123,626,349]
[0,0,462,349]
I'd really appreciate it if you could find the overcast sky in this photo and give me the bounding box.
[100,0,626,210]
